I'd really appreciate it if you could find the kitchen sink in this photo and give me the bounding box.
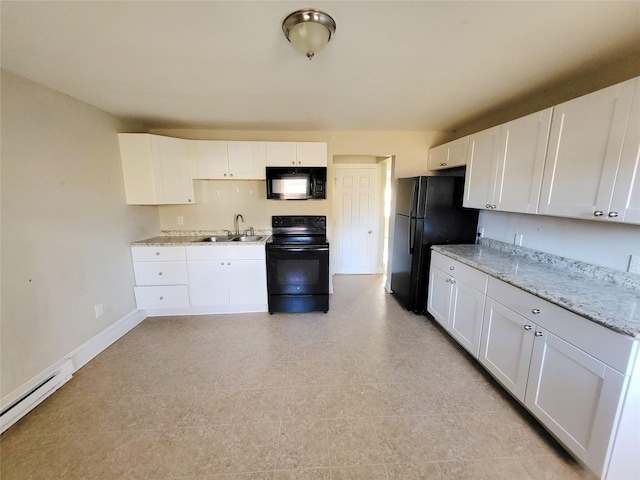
[201,235,264,243]
[232,235,264,242]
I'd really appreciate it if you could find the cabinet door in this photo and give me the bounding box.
[495,108,552,214]
[296,142,327,166]
[227,141,266,179]
[428,143,448,170]
[449,280,486,358]
[227,259,267,306]
[479,299,535,401]
[609,78,640,224]
[150,135,194,204]
[463,126,501,209]
[265,142,297,166]
[189,140,229,179]
[525,329,626,476]
[427,266,453,329]
[187,261,229,306]
[428,137,470,170]
[539,79,636,220]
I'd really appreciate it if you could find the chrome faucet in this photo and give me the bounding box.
[234,214,244,235]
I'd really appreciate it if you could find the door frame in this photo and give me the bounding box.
[333,163,386,274]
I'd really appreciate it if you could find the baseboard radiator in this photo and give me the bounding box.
[0,359,73,434]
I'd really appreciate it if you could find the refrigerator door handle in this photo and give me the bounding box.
[408,216,415,254]
[409,180,418,218]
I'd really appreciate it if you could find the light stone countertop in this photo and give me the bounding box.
[132,230,271,247]
[432,239,640,339]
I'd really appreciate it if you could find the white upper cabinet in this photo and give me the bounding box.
[189,140,229,179]
[266,142,327,166]
[428,136,470,170]
[227,141,266,179]
[539,77,639,222]
[190,140,265,180]
[464,108,552,214]
[119,133,194,205]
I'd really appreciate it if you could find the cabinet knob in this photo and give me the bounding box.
[535,331,544,337]
[155,252,160,256]
[158,272,163,276]
[486,204,491,208]
[227,262,231,265]
[159,296,164,300]
[440,162,447,167]
[608,211,619,218]
[594,210,604,217]
[446,278,450,283]
[221,262,224,265]
[532,308,540,314]
[224,173,227,177]
[230,173,234,178]
[292,161,295,165]
[524,324,532,330]
[450,279,456,285]
[188,199,192,203]
[491,204,497,209]
[450,266,455,270]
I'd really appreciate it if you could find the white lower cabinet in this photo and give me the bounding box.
[427,251,487,357]
[430,252,639,479]
[186,245,267,312]
[131,245,268,314]
[131,246,190,309]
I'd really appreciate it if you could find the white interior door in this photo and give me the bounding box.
[334,165,381,274]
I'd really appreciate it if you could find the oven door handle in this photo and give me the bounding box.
[268,246,329,252]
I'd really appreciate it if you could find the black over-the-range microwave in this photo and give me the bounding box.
[266,167,327,200]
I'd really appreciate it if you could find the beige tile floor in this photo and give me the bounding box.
[1,275,597,479]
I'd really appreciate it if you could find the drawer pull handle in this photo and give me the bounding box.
[158,272,163,276]
[535,331,544,337]
[155,252,161,256]
[524,325,532,330]
[159,296,164,300]
[532,308,540,314]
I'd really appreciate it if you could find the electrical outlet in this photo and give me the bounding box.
[94,303,104,318]
[514,233,524,246]
[477,227,484,238]
[629,255,640,274]
[177,216,184,225]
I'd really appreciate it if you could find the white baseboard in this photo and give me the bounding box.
[66,308,147,371]
[1,308,146,434]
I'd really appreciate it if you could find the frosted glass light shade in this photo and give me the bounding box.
[288,22,330,58]
[282,9,336,60]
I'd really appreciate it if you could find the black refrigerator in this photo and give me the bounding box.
[390,176,479,313]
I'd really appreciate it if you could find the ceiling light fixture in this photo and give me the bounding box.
[282,9,336,60]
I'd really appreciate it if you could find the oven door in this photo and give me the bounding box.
[266,244,329,295]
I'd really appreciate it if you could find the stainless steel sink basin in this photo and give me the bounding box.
[232,235,264,242]
[202,235,235,242]
[201,235,264,243]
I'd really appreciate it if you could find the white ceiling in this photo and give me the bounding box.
[2,1,639,132]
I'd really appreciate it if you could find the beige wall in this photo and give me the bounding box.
[151,129,439,232]
[0,71,160,396]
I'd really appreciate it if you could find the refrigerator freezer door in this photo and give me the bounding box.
[390,213,412,309]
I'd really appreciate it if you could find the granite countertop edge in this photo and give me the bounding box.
[131,230,272,247]
[432,240,640,339]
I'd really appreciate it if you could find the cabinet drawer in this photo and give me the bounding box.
[431,251,488,293]
[186,245,265,261]
[134,285,189,309]
[131,246,186,262]
[133,261,188,285]
[487,277,636,374]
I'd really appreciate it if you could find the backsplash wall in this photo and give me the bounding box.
[157,180,329,233]
[479,210,640,272]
